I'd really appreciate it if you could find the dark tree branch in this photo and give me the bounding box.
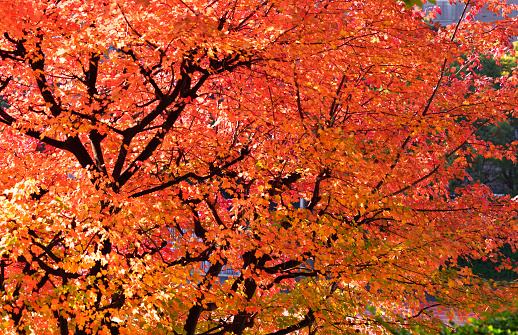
[85,53,101,97]
[116,104,186,188]
[112,47,253,189]
[89,129,108,175]
[29,39,63,117]
[24,252,81,279]
[422,0,470,117]
[268,172,302,197]
[264,310,315,335]
[0,33,26,61]
[328,74,347,124]
[390,125,483,197]
[64,136,98,173]
[307,168,330,211]
[0,76,11,92]
[272,271,318,284]
[257,260,302,274]
[184,262,224,335]
[130,147,250,198]
[122,48,165,99]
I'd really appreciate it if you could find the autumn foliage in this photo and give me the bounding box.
[1,0,518,334]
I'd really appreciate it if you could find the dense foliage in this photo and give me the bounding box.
[454,52,518,197]
[383,306,518,335]
[448,311,518,335]
[451,50,518,281]
[1,0,518,334]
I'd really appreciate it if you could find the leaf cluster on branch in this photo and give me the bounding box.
[0,0,518,334]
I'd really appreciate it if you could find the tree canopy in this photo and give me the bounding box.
[1,0,518,334]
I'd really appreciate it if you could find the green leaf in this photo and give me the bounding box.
[397,0,435,9]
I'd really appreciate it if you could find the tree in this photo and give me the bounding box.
[1,0,518,334]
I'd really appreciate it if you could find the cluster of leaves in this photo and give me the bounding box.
[0,0,518,334]
[457,244,518,281]
[382,305,518,335]
[453,52,518,196]
[447,311,518,335]
[448,48,518,281]
[392,0,436,9]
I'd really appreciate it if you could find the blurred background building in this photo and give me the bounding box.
[423,0,518,26]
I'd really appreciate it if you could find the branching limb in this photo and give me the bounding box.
[264,310,315,335]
